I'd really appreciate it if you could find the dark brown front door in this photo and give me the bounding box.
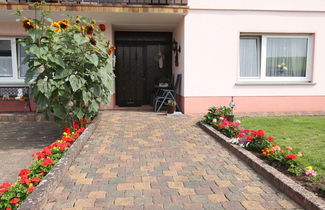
[115,32,172,106]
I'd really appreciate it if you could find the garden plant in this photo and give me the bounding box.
[203,105,323,198]
[0,2,116,209]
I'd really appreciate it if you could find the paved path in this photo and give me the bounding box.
[0,121,61,184]
[44,111,300,210]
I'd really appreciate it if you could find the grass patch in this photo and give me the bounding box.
[239,116,325,177]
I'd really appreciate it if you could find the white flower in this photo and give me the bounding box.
[219,117,224,121]
[277,64,282,68]
[43,76,48,82]
[38,65,45,73]
[236,120,241,124]
[212,119,217,123]
[65,77,69,82]
[283,66,288,70]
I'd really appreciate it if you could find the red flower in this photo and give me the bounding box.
[31,177,42,183]
[240,129,249,134]
[0,182,11,195]
[18,169,30,179]
[268,136,274,142]
[33,151,45,160]
[256,129,265,137]
[98,23,106,32]
[59,142,70,151]
[63,127,71,134]
[9,198,20,204]
[62,136,75,143]
[20,178,31,185]
[42,147,52,156]
[42,158,54,167]
[286,154,297,160]
[246,136,253,142]
[236,133,245,138]
[81,118,88,124]
[77,127,86,133]
[28,185,35,193]
[6,208,12,210]
[73,122,79,129]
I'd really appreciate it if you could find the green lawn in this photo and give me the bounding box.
[239,116,325,177]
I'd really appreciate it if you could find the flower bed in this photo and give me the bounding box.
[204,106,323,199]
[0,119,89,210]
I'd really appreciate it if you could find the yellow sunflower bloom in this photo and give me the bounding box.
[22,18,35,31]
[51,22,61,32]
[58,19,70,30]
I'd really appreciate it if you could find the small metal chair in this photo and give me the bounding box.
[154,74,181,112]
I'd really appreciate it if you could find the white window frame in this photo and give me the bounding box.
[239,34,313,83]
[0,37,25,85]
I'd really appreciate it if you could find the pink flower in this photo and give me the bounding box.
[305,169,317,177]
[215,110,221,113]
[272,145,281,151]
[219,117,224,121]
[212,119,217,123]
[285,146,293,151]
[297,152,303,157]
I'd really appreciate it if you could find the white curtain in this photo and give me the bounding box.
[266,38,307,77]
[240,38,260,77]
[0,57,12,77]
[19,45,29,78]
[0,40,13,77]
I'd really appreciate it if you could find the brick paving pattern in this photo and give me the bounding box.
[44,111,301,210]
[0,121,61,183]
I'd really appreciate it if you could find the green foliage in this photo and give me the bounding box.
[240,116,325,179]
[17,6,115,126]
[246,136,272,152]
[204,106,232,125]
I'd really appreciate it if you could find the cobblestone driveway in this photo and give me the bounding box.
[45,111,300,210]
[0,121,61,183]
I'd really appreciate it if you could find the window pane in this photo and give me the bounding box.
[19,44,29,78]
[266,38,308,77]
[0,40,13,77]
[240,38,260,77]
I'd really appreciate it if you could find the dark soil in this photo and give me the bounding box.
[252,152,325,200]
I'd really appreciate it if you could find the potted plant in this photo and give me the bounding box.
[166,100,176,114]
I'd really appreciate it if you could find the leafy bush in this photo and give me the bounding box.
[204,106,232,125]
[213,117,241,138]
[16,3,115,125]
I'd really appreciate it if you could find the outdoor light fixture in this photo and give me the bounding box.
[229,96,235,111]
[172,40,181,53]
[172,39,181,67]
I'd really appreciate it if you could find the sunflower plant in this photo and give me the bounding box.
[15,3,115,126]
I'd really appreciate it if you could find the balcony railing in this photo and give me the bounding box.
[2,0,188,6]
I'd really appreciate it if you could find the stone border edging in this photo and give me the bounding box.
[18,112,102,210]
[198,121,325,210]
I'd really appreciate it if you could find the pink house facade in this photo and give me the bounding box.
[1,0,325,114]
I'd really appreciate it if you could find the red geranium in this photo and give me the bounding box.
[286,154,297,160]
[251,129,264,137]
[246,136,253,142]
[9,198,20,204]
[63,127,71,134]
[27,185,35,193]
[18,169,30,178]
[42,147,52,156]
[59,142,70,151]
[31,177,42,183]
[73,122,79,129]
[81,118,88,124]
[267,136,274,142]
[6,208,12,210]
[20,178,31,185]
[62,136,75,143]
[42,158,54,167]
[0,182,11,195]
[236,133,245,138]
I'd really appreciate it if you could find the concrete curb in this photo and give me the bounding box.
[198,121,325,210]
[18,112,102,210]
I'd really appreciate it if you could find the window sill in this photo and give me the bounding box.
[235,81,316,86]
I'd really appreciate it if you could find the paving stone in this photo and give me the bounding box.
[42,111,300,209]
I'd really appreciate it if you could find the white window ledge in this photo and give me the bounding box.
[235,81,316,86]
